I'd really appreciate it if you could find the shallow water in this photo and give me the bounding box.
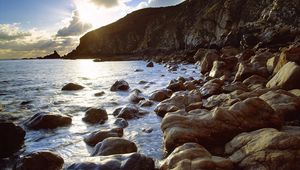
[0,59,200,166]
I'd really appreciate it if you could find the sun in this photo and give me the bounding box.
[74,0,99,27]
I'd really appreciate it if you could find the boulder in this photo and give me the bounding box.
[161,97,283,153]
[242,75,267,87]
[185,102,203,112]
[234,63,269,82]
[149,89,173,102]
[114,118,128,128]
[273,43,300,74]
[225,127,300,170]
[67,153,155,170]
[289,89,300,97]
[0,122,25,158]
[184,81,197,91]
[92,137,137,156]
[13,151,64,170]
[110,80,130,91]
[199,50,219,74]
[200,79,223,98]
[84,128,123,146]
[62,83,84,91]
[94,91,105,97]
[138,100,154,107]
[161,143,234,170]
[113,105,148,120]
[209,61,229,78]
[25,112,72,130]
[155,90,202,117]
[259,90,300,121]
[266,62,300,90]
[129,89,145,104]
[146,62,154,67]
[222,82,249,93]
[167,81,186,92]
[82,108,108,124]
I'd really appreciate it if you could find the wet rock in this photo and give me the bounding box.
[138,80,148,84]
[25,112,72,130]
[0,103,3,111]
[138,100,153,107]
[149,89,173,102]
[84,128,123,146]
[13,151,64,170]
[242,75,267,87]
[146,62,154,67]
[167,81,186,92]
[273,43,300,74]
[110,80,130,91]
[94,91,105,97]
[113,105,148,120]
[225,127,300,170]
[198,50,219,74]
[0,122,25,158]
[155,90,202,117]
[289,89,300,97]
[161,97,283,153]
[185,102,203,112]
[82,108,108,124]
[142,127,153,133]
[209,61,229,78]
[134,69,144,72]
[62,83,84,91]
[161,143,234,170]
[20,100,32,105]
[267,62,300,90]
[234,62,269,82]
[260,90,300,121]
[67,153,155,170]
[92,137,137,156]
[184,81,197,91]
[200,78,223,98]
[222,82,249,93]
[129,89,145,104]
[114,118,128,128]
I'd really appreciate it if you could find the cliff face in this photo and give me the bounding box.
[65,0,300,59]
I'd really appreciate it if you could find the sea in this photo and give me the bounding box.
[0,59,200,167]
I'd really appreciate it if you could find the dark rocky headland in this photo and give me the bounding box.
[2,0,300,169]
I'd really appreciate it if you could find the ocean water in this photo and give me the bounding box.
[0,59,200,166]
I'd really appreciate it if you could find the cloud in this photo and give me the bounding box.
[56,11,93,37]
[144,0,184,7]
[90,0,120,8]
[0,24,31,41]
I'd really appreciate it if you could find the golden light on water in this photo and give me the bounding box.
[76,60,99,78]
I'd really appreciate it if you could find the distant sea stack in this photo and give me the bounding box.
[42,50,61,59]
[64,0,300,59]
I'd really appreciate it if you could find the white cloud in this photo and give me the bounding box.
[90,0,120,8]
[0,24,31,41]
[56,11,93,37]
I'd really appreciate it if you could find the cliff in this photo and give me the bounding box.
[65,0,300,59]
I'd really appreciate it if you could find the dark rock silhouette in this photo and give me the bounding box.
[42,51,61,59]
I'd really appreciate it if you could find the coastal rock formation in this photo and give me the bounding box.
[42,50,61,59]
[84,128,123,146]
[154,90,202,117]
[266,62,300,90]
[0,122,25,158]
[110,80,130,91]
[128,89,145,104]
[25,112,72,130]
[149,89,173,102]
[62,83,84,91]
[64,0,300,59]
[225,127,300,170]
[161,143,234,170]
[113,118,128,128]
[113,105,148,120]
[82,108,108,124]
[161,97,283,153]
[91,137,137,156]
[13,151,64,170]
[67,153,155,170]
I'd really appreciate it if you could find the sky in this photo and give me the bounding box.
[0,0,184,59]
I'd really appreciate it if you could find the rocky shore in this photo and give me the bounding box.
[1,41,300,169]
[1,0,300,169]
